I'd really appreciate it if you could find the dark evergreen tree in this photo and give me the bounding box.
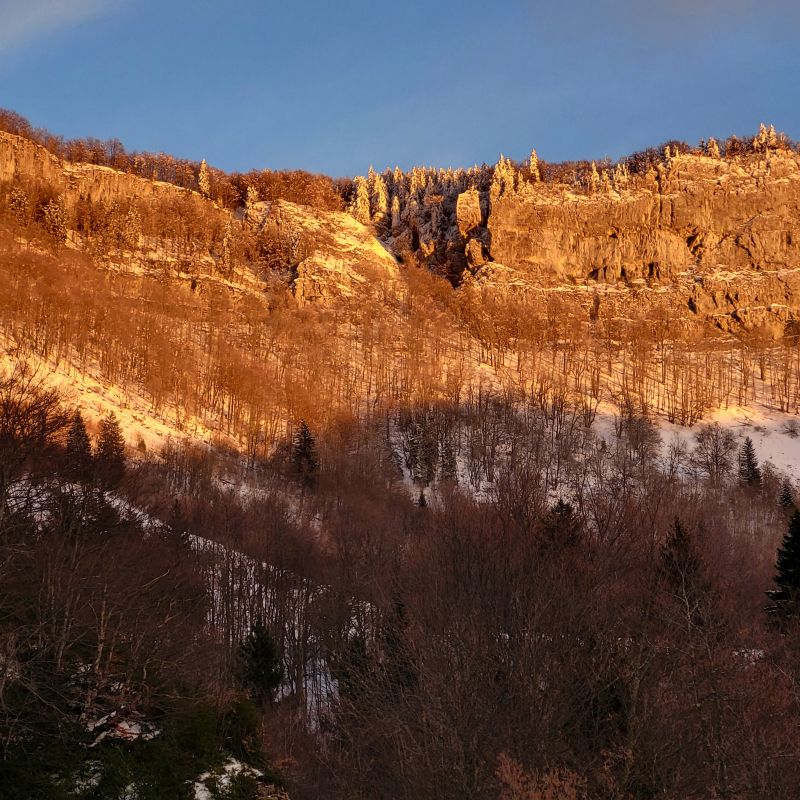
[440,439,458,484]
[739,436,762,487]
[407,416,438,486]
[292,419,319,488]
[779,481,795,510]
[417,489,427,507]
[96,412,125,490]
[542,499,582,547]
[336,635,374,702]
[238,619,284,705]
[381,597,417,696]
[658,517,705,597]
[767,510,800,617]
[65,410,93,484]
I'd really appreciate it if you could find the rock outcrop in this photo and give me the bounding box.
[480,152,800,334]
[0,131,207,212]
[244,199,404,306]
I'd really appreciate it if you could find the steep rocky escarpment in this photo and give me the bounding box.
[481,152,800,334]
[0,130,205,211]
[0,131,403,307]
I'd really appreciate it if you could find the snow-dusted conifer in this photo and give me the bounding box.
[589,161,600,193]
[198,158,211,199]
[707,137,721,159]
[122,208,141,251]
[42,197,67,242]
[372,174,389,218]
[220,220,234,276]
[246,185,259,210]
[352,176,371,223]
[391,195,401,231]
[613,163,629,190]
[529,148,540,182]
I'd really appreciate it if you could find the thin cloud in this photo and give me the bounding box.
[0,0,120,54]
[532,0,800,42]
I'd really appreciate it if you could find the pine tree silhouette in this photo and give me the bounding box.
[65,410,93,484]
[96,412,125,490]
[766,509,800,619]
[238,619,283,705]
[292,420,319,488]
[738,436,762,487]
[779,481,795,510]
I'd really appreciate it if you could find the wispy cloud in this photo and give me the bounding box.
[0,0,121,54]
[533,0,800,42]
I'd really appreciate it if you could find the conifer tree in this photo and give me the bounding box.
[658,517,705,599]
[238,619,283,705]
[352,176,371,223]
[739,436,762,487]
[529,148,540,182]
[292,420,319,488]
[66,410,93,484]
[440,439,457,484]
[245,185,259,210]
[198,158,211,199]
[42,197,67,242]
[707,137,721,159]
[96,412,125,490]
[779,481,795,510]
[767,510,800,618]
[372,174,389,219]
[589,161,600,193]
[391,195,402,232]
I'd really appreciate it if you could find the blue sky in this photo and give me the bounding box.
[0,0,798,177]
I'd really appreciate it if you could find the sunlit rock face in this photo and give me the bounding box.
[477,152,800,335]
[244,199,404,307]
[0,131,205,210]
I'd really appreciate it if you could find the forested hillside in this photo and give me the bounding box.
[3,110,800,799]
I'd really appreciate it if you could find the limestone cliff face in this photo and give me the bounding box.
[483,152,800,334]
[244,199,404,306]
[0,131,205,211]
[1,132,404,308]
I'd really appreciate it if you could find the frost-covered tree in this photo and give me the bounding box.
[122,208,141,250]
[613,162,629,190]
[351,176,371,224]
[707,137,721,159]
[589,162,600,194]
[529,148,540,182]
[9,187,29,225]
[198,158,211,199]
[42,197,67,242]
[246,185,259,210]
[220,220,234,277]
[372,174,389,219]
[391,195,402,231]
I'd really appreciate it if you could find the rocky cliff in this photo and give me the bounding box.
[0,130,205,210]
[480,151,800,335]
